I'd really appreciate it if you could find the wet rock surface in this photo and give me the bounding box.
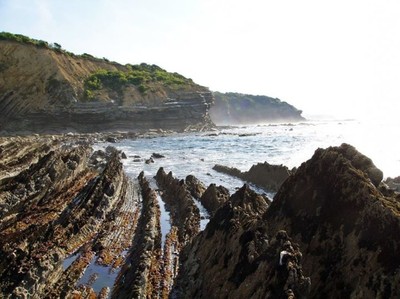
[112,172,162,298]
[0,135,139,298]
[155,167,200,244]
[1,137,399,298]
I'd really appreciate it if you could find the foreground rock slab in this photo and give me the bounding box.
[265,143,400,298]
[0,136,140,298]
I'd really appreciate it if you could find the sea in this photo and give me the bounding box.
[112,118,400,197]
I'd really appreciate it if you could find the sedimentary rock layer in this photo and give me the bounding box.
[112,172,162,298]
[0,39,214,134]
[213,161,291,192]
[155,167,200,245]
[210,92,305,125]
[185,174,230,216]
[0,136,140,298]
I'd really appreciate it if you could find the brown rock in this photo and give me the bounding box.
[199,183,230,216]
[185,174,207,199]
[155,167,200,245]
[174,184,309,298]
[265,143,400,298]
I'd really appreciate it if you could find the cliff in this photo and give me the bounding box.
[210,92,305,125]
[0,32,213,134]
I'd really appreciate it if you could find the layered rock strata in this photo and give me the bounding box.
[185,175,230,216]
[0,137,141,298]
[155,167,200,244]
[1,135,399,298]
[210,92,305,125]
[111,172,162,298]
[0,39,214,134]
[213,161,291,192]
[199,183,230,216]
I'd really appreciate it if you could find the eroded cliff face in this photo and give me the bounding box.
[0,40,213,134]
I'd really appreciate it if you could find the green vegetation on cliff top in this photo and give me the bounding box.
[0,31,197,99]
[0,31,83,58]
[210,92,304,125]
[84,64,195,99]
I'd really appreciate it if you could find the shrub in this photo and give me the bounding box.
[83,64,193,96]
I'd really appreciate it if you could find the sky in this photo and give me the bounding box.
[1,0,399,120]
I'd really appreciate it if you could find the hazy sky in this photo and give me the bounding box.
[1,0,399,119]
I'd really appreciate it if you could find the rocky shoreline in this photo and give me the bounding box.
[0,135,399,298]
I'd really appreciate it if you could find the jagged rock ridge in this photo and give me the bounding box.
[264,143,400,298]
[174,184,310,298]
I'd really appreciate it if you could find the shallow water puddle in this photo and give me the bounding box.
[77,255,120,295]
[62,252,80,270]
[158,191,172,246]
[148,177,172,246]
[192,197,210,230]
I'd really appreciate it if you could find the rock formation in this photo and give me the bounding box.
[155,167,200,244]
[185,175,230,216]
[384,176,400,192]
[213,161,291,192]
[111,172,162,298]
[264,143,400,298]
[185,174,207,199]
[1,135,399,298]
[0,34,213,134]
[210,92,305,125]
[0,136,140,297]
[174,184,310,298]
[199,183,230,216]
